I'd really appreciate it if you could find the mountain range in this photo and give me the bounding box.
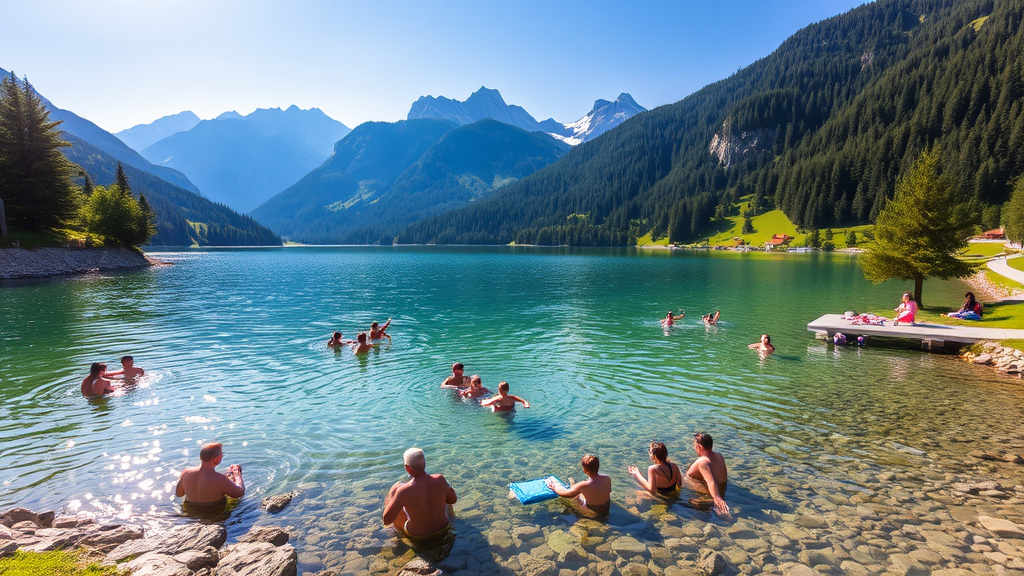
[252,118,568,244]
[138,106,350,213]
[407,87,645,145]
[116,111,201,151]
[1,66,280,246]
[396,0,1024,246]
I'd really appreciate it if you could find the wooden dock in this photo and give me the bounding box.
[807,314,1024,348]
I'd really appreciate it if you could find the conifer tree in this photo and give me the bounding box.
[137,193,156,242]
[861,149,976,306]
[845,230,858,247]
[115,163,131,197]
[0,73,82,232]
[1003,179,1024,247]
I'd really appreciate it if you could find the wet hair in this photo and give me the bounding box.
[371,322,379,329]
[649,442,668,462]
[357,332,367,343]
[332,331,342,339]
[90,363,107,377]
[581,454,600,473]
[404,447,425,471]
[120,355,133,364]
[453,362,464,371]
[199,442,223,462]
[470,375,482,385]
[498,381,510,393]
[694,432,714,450]
[762,334,771,344]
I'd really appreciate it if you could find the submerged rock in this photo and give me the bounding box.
[698,548,728,575]
[978,516,1024,539]
[239,525,290,546]
[262,492,297,514]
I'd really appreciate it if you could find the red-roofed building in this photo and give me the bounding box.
[983,227,1006,240]
[766,234,793,247]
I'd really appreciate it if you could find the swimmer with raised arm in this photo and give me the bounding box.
[328,331,355,348]
[628,441,682,498]
[174,442,245,507]
[662,311,683,326]
[702,311,720,325]
[458,375,490,398]
[370,318,392,341]
[748,334,775,354]
[441,363,471,389]
[481,381,530,412]
[546,454,612,517]
[81,363,117,397]
[686,432,729,514]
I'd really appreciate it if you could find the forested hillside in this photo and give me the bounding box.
[252,119,567,244]
[397,0,1024,246]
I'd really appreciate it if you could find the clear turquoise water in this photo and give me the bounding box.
[2,247,1023,574]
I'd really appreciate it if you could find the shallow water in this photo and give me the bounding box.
[2,246,1023,575]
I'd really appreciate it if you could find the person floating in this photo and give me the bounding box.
[545,454,612,517]
[748,334,775,354]
[106,355,145,381]
[686,432,729,514]
[370,318,392,341]
[327,331,354,348]
[81,363,117,397]
[382,448,457,541]
[702,311,720,325]
[174,442,245,507]
[893,292,917,325]
[351,332,376,354]
[441,363,470,389]
[627,441,682,498]
[481,381,530,412]
[458,375,490,398]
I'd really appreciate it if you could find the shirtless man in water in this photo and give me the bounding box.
[458,375,489,398]
[106,356,145,381]
[481,381,530,412]
[327,332,354,348]
[748,334,775,355]
[369,319,392,341]
[441,363,470,389]
[351,333,376,354]
[81,363,117,397]
[175,442,245,507]
[546,454,612,517]
[686,432,729,514]
[382,448,457,541]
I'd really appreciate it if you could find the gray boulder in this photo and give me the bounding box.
[260,492,296,514]
[239,526,290,546]
[217,542,297,576]
[125,552,192,576]
[108,523,226,562]
[699,548,728,576]
[0,509,54,528]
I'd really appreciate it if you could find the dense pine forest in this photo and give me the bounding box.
[397,0,1024,246]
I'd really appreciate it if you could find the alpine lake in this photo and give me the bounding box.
[2,246,1023,575]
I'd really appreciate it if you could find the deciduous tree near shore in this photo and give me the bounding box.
[861,148,976,307]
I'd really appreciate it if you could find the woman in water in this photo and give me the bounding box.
[627,441,682,498]
[458,375,490,398]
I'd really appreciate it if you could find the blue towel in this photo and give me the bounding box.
[509,476,568,505]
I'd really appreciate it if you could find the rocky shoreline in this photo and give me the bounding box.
[962,341,1024,379]
[0,247,159,280]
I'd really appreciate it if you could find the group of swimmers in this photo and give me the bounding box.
[379,432,730,541]
[327,318,392,354]
[441,362,530,411]
[80,356,145,397]
[661,310,720,326]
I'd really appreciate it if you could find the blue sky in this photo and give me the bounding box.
[1,0,869,133]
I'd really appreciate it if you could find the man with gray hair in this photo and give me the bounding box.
[382,447,457,541]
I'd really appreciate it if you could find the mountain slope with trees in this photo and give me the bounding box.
[397,0,1024,246]
[253,119,568,244]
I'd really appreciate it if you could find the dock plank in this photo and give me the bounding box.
[806,314,1024,344]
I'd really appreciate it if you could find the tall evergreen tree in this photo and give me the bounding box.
[0,73,82,232]
[1002,179,1024,247]
[861,149,976,306]
[115,162,131,197]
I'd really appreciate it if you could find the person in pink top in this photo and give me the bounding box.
[893,292,917,325]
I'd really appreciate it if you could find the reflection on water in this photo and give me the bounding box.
[2,247,1023,574]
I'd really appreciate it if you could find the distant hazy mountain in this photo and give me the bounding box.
[407,86,644,145]
[252,118,568,244]
[553,94,647,145]
[140,106,350,212]
[116,111,201,151]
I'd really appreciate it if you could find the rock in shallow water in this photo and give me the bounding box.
[108,523,226,562]
[699,548,728,576]
[978,516,1024,539]
[239,526,290,546]
[262,492,297,514]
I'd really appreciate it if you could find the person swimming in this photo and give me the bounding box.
[748,334,775,354]
[458,375,489,398]
[370,318,392,341]
[105,356,145,381]
[701,311,720,325]
[351,332,376,354]
[441,362,471,389]
[546,454,612,517]
[81,363,117,397]
[685,432,729,514]
[327,331,354,348]
[662,311,681,326]
[628,441,682,497]
[481,381,530,412]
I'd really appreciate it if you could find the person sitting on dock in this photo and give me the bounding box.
[458,375,489,398]
[546,454,612,517]
[748,334,775,354]
[481,381,531,412]
[628,441,682,498]
[174,442,245,507]
[370,318,392,341]
[441,362,470,389]
[702,311,720,325]
[686,432,729,515]
[81,363,117,397]
[893,293,917,325]
[382,447,457,541]
[327,332,354,348]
